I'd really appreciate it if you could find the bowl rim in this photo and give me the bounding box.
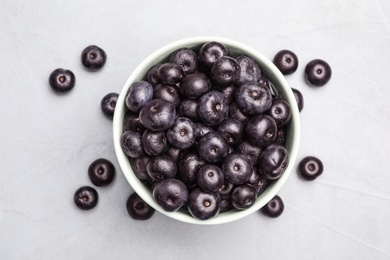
[113,36,300,225]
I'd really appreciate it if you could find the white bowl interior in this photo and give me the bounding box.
[113,36,300,225]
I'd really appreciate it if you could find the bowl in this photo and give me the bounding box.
[113,36,300,225]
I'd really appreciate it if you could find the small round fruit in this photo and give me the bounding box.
[177,99,199,122]
[125,81,153,113]
[197,91,229,126]
[228,103,249,124]
[146,155,177,182]
[141,129,167,156]
[260,195,284,218]
[139,99,177,131]
[152,178,188,212]
[187,188,221,220]
[167,117,196,149]
[245,114,277,147]
[304,59,332,87]
[235,54,262,85]
[194,123,213,140]
[130,156,150,180]
[101,92,118,118]
[120,130,144,158]
[236,141,262,166]
[74,186,98,210]
[170,48,198,75]
[126,192,155,220]
[292,88,304,112]
[298,156,323,181]
[81,45,107,70]
[219,199,233,213]
[177,151,206,188]
[231,184,257,210]
[196,164,224,193]
[273,50,298,75]
[266,98,292,127]
[217,84,237,104]
[88,158,115,187]
[158,62,183,85]
[197,132,229,163]
[217,118,244,145]
[123,111,145,134]
[210,56,240,87]
[180,72,211,100]
[235,83,272,115]
[153,83,181,107]
[222,153,252,185]
[146,64,161,86]
[258,144,289,180]
[198,41,229,69]
[218,181,235,199]
[49,68,75,93]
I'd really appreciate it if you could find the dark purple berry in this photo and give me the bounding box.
[177,99,199,122]
[236,141,262,166]
[235,83,272,115]
[74,186,98,210]
[304,59,332,87]
[222,153,252,185]
[152,178,188,212]
[120,130,144,158]
[146,64,161,86]
[187,188,221,220]
[219,199,233,213]
[217,119,244,145]
[49,68,75,93]
[228,103,249,124]
[146,155,177,182]
[231,184,257,210]
[125,81,153,113]
[141,129,167,156]
[235,55,261,85]
[198,41,229,69]
[273,50,298,75]
[258,144,289,180]
[217,181,235,199]
[298,156,323,181]
[177,151,206,188]
[88,158,115,187]
[130,155,150,180]
[245,114,277,147]
[81,45,106,70]
[101,92,118,118]
[217,85,237,104]
[196,164,224,193]
[197,91,229,126]
[164,147,182,162]
[210,56,240,87]
[170,48,198,75]
[158,62,183,85]
[261,195,284,218]
[167,117,196,149]
[139,99,177,131]
[180,72,211,99]
[153,83,181,107]
[266,98,292,127]
[197,132,229,163]
[292,88,304,112]
[126,192,155,220]
[194,123,213,140]
[123,111,145,134]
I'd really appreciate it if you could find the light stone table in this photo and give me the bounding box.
[1,0,390,259]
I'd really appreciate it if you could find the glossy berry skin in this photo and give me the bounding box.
[177,99,199,122]
[170,48,198,75]
[141,129,167,156]
[236,141,262,166]
[222,153,252,185]
[219,199,233,213]
[153,83,181,107]
[81,45,106,70]
[196,164,224,193]
[130,155,150,180]
[273,50,298,75]
[218,181,235,200]
[197,91,229,126]
[210,56,240,87]
[235,55,262,85]
[177,151,206,188]
[249,171,270,196]
[180,72,211,100]
[194,123,213,140]
[146,64,161,87]
[49,68,75,93]
[139,99,177,131]
[261,195,284,218]
[258,144,289,180]
[298,156,323,181]
[120,130,144,158]
[164,146,182,162]
[101,92,118,118]
[304,59,332,87]
[126,192,155,220]
[125,81,153,113]
[292,88,304,112]
[123,111,145,134]
[146,155,177,182]
[228,103,249,124]
[235,83,272,115]
[158,62,183,85]
[245,114,277,147]
[74,186,98,210]
[217,118,244,145]
[266,98,292,127]
[152,178,188,212]
[231,184,257,210]
[198,41,229,69]
[88,158,116,187]
[197,132,229,163]
[217,85,237,104]
[167,117,196,149]
[187,188,221,220]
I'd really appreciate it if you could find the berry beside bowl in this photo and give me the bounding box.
[113,37,300,225]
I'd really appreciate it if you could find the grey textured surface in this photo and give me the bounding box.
[1,0,390,259]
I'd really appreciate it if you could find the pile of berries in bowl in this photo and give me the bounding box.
[113,37,300,225]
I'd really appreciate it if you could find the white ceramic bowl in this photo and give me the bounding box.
[113,36,300,225]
